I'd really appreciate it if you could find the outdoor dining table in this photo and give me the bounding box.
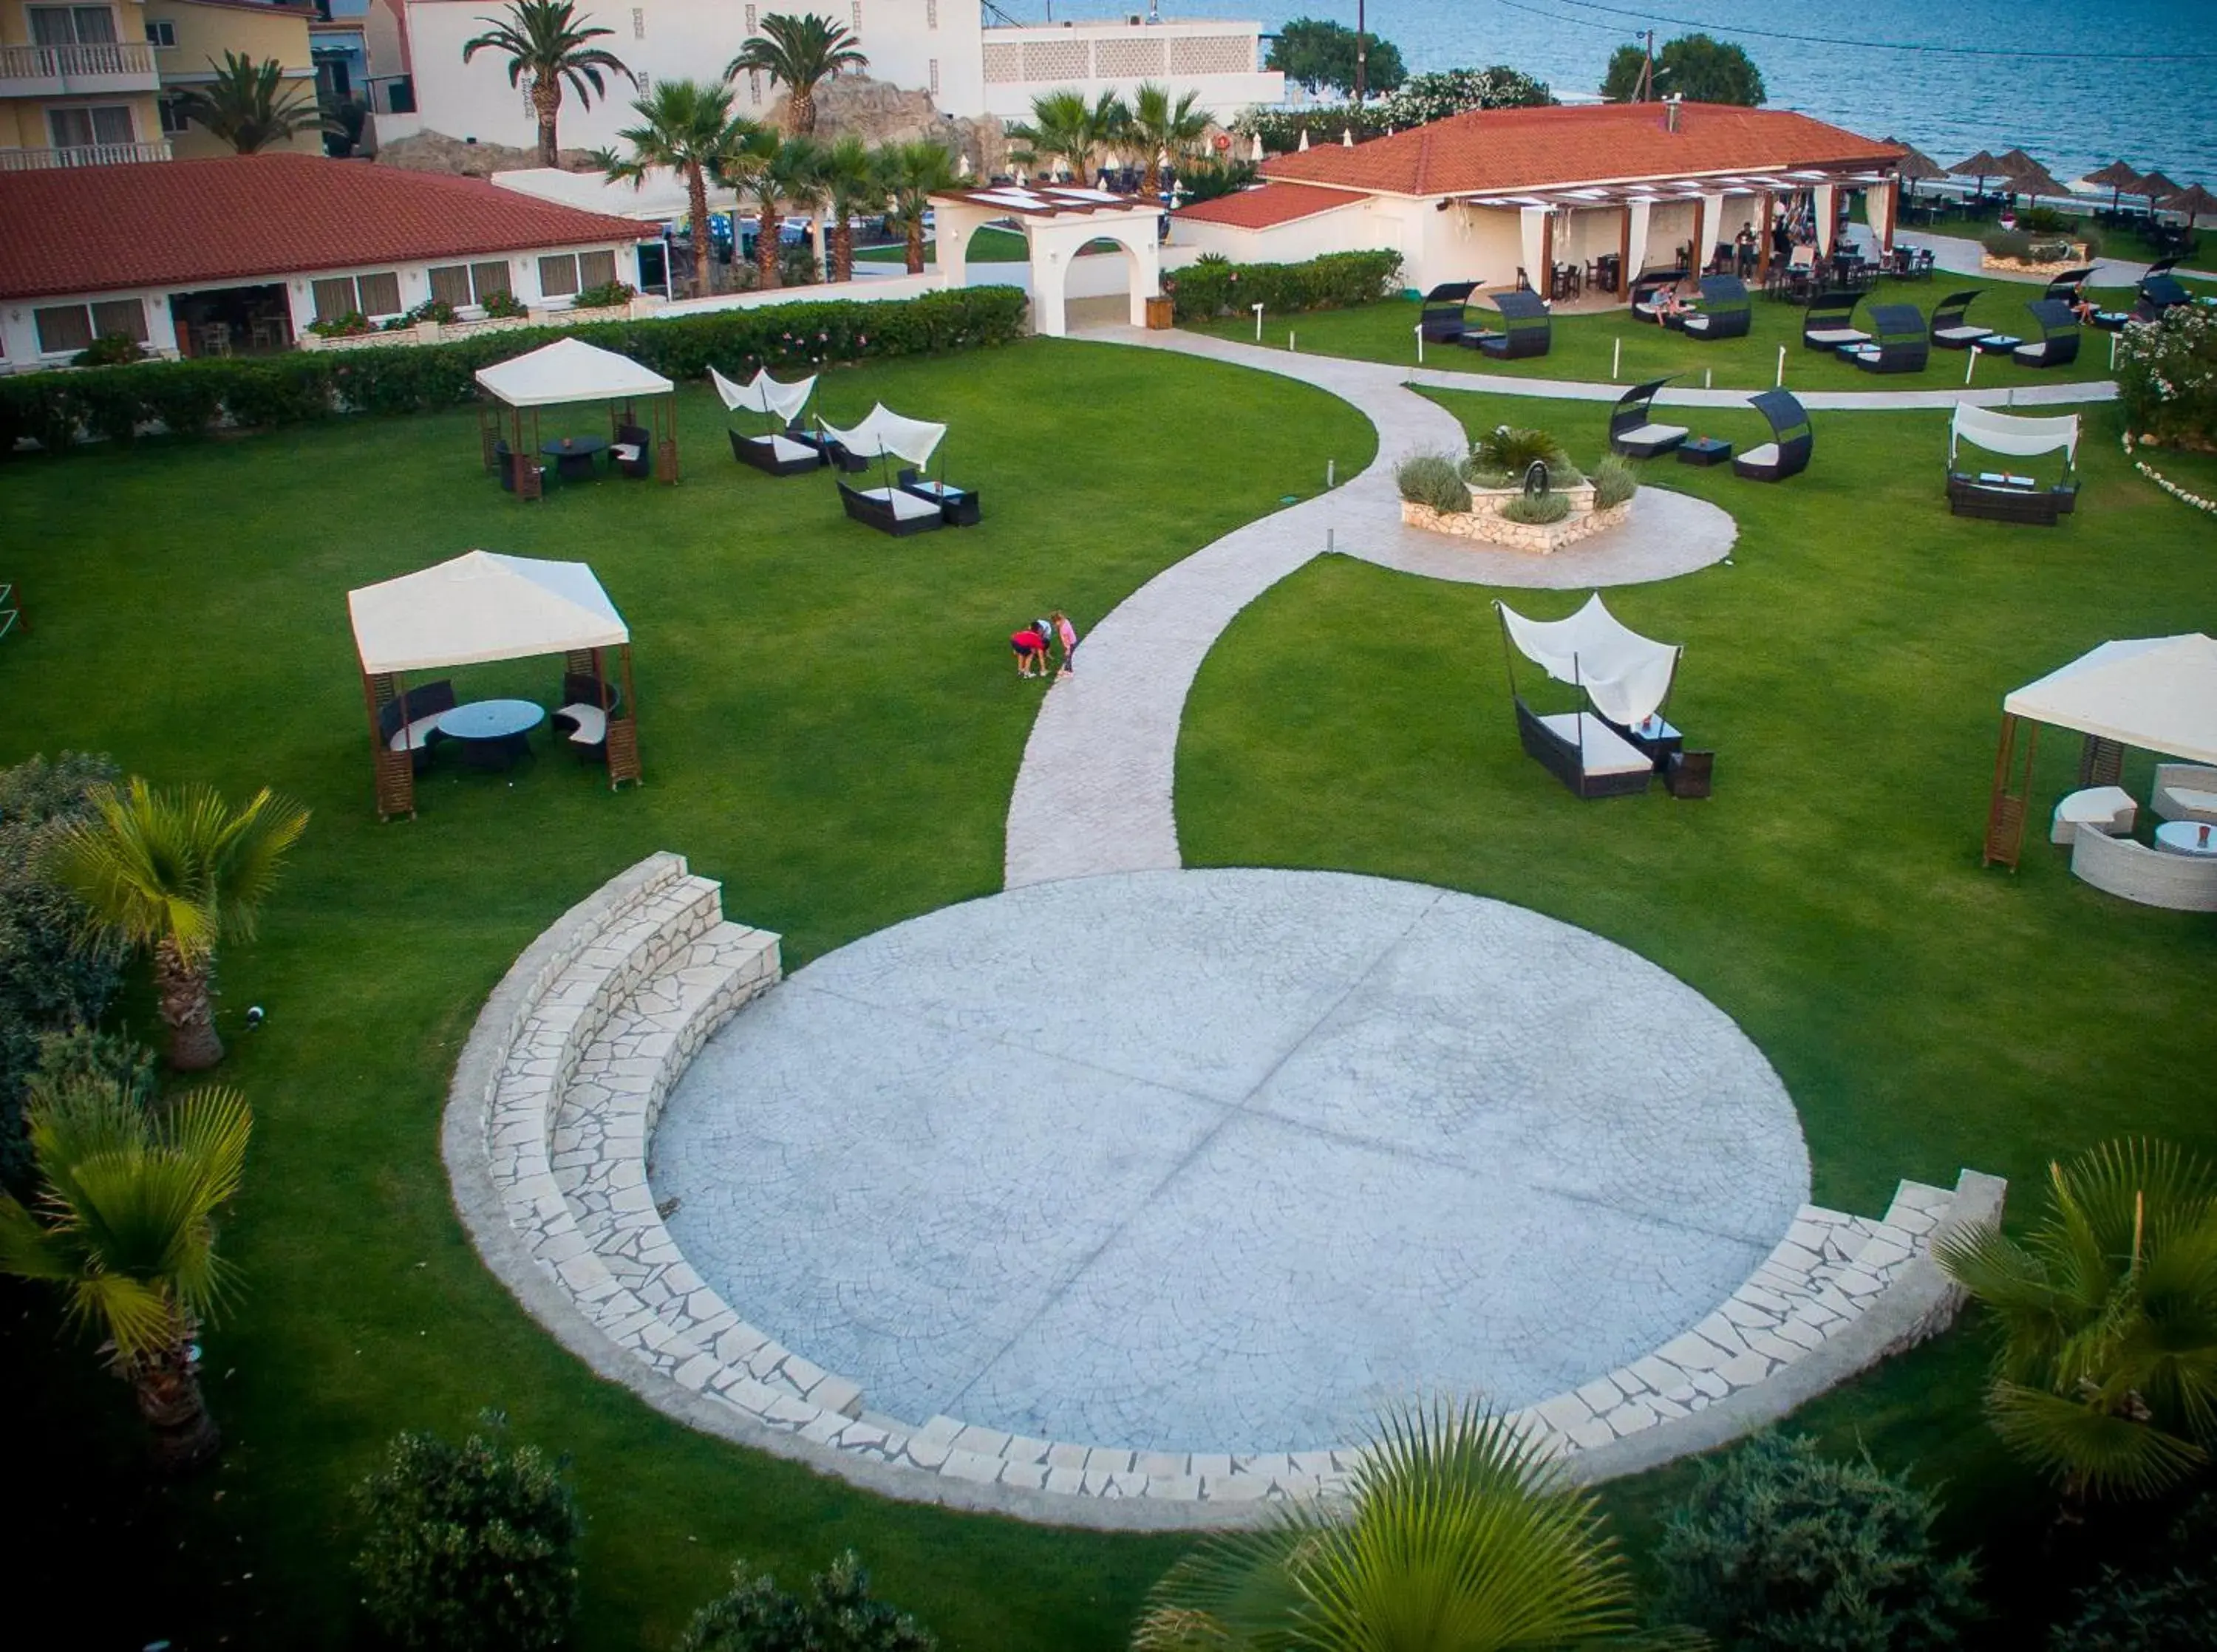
[541,434,610,481]
[2154,820,2217,857]
[435,697,545,769]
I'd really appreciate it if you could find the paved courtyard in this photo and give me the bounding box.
[650,868,1808,1455]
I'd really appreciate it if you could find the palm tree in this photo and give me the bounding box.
[820,134,884,281]
[772,135,830,283]
[599,80,757,296]
[1128,81,1208,198]
[1009,87,1128,188]
[1938,1138,2217,1506]
[0,1075,251,1471]
[724,129,790,288]
[174,52,329,154]
[723,10,866,137]
[50,780,310,1072]
[877,139,954,276]
[1133,1399,1689,1650]
[462,0,629,168]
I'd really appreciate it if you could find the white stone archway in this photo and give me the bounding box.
[933,185,1163,338]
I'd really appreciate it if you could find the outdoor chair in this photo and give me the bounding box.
[837,478,946,537]
[2153,764,2217,826]
[1929,290,1992,349]
[1418,281,1479,344]
[2043,267,2099,306]
[2013,299,2081,369]
[1849,304,1929,373]
[494,439,548,499]
[1513,698,1655,799]
[2069,824,2217,912]
[2051,785,2136,844]
[551,672,621,762]
[1680,275,1751,341]
[1732,389,1813,482]
[377,679,457,776]
[1465,289,1551,359]
[611,423,653,479]
[1802,290,1870,350]
[1607,377,1687,459]
[2135,273,2191,321]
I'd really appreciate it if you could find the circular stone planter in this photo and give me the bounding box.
[1402,495,1634,554]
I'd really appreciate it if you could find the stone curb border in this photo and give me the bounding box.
[447,852,2009,1530]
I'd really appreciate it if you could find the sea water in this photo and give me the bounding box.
[1147,0,2217,188]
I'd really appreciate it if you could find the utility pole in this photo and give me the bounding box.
[1635,29,1656,101]
[1354,0,1367,109]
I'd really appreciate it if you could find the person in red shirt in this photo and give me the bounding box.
[1010,624,1047,677]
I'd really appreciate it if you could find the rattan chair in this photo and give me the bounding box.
[1607,377,1687,458]
[1731,389,1812,482]
[1849,304,1930,373]
[1802,290,1870,350]
[2013,299,2081,369]
[1464,288,1552,358]
[2051,785,2137,844]
[1418,281,1479,344]
[1681,275,1751,341]
[377,680,457,775]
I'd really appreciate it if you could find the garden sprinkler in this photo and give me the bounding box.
[1252,301,1264,341]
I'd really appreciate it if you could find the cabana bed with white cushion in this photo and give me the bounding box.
[711,366,826,477]
[1607,377,1687,460]
[819,404,978,535]
[1947,405,2080,524]
[1496,594,1687,799]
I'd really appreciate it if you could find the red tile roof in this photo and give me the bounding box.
[0,153,647,301]
[1257,102,1903,198]
[1172,182,1367,229]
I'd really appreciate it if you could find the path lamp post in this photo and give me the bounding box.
[1253,301,1264,341]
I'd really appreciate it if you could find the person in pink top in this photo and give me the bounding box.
[1051,610,1079,677]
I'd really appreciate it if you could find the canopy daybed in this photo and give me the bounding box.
[817,404,975,535]
[1848,304,1929,373]
[347,550,641,819]
[1607,377,1687,460]
[1420,281,1481,344]
[1929,289,1991,349]
[712,366,826,477]
[1733,389,1814,482]
[2137,258,2191,320]
[2013,298,2081,369]
[1983,633,2217,907]
[1494,594,1694,799]
[474,339,678,496]
[1946,405,2079,524]
[1462,289,1552,359]
[1681,275,1751,341]
[2042,266,2099,304]
[1802,290,1871,351]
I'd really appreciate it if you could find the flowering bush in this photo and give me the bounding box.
[1168,249,1401,321]
[2118,306,2217,446]
[482,290,528,319]
[307,310,372,338]
[1233,65,1550,154]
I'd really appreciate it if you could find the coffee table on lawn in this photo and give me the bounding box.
[435,698,545,769]
[541,434,609,481]
[2155,819,2217,857]
[1678,437,1732,466]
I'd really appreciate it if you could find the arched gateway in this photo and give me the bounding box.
[930,182,1164,338]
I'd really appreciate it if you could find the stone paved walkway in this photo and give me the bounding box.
[1896,226,2213,287]
[652,868,1810,1453]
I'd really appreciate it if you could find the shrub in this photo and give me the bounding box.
[2049,1493,2217,1650]
[1499,489,1570,525]
[1473,423,1570,475]
[571,279,636,309]
[2118,307,2217,446]
[1396,451,1471,513]
[71,333,146,368]
[1591,455,1640,508]
[1652,1432,1981,1651]
[1983,229,2032,260]
[1167,249,1401,321]
[777,243,821,288]
[308,310,372,338]
[0,754,128,1187]
[353,1413,582,1652]
[2020,205,2070,233]
[1231,66,1550,154]
[483,290,528,320]
[675,1551,936,1652]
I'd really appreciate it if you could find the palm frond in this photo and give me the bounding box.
[1989,1380,2207,1498]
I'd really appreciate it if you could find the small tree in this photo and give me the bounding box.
[1652,1432,1981,1651]
[174,52,330,153]
[877,140,954,275]
[0,1076,251,1471]
[598,79,759,296]
[1128,82,1208,197]
[676,1551,936,1652]
[50,779,309,1072]
[2049,1493,2217,1649]
[1008,88,1127,187]
[1264,18,1406,98]
[2117,307,2217,447]
[355,1413,582,1652]
[1603,34,1765,106]
[819,134,883,281]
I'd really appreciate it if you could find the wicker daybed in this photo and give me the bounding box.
[1607,377,1688,459]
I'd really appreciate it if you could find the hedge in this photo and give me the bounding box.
[0,284,1030,454]
[1167,249,1403,323]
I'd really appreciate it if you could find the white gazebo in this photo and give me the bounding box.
[347,550,642,818]
[929,183,1164,338]
[474,338,680,494]
[1983,632,2217,867]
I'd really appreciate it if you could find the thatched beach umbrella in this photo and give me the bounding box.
[2162,183,2217,231]
[1996,149,2068,202]
[2082,159,2144,214]
[1886,138,1945,198]
[2138,169,2181,215]
[1949,148,2006,196]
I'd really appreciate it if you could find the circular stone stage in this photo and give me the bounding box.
[650,868,1807,1456]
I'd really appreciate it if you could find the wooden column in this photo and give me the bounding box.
[1759,192,1774,281]
[1618,206,1632,304]
[1982,713,2037,870]
[1540,212,1554,294]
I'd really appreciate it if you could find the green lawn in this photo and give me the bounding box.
[1175,388,2217,1639]
[1181,276,2142,392]
[857,225,1030,265]
[0,338,1372,1652]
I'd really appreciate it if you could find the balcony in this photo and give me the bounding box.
[0,139,172,169]
[0,40,160,97]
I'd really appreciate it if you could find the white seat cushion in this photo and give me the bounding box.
[557,703,607,745]
[610,443,641,462]
[858,485,943,520]
[1934,324,1989,342]
[1805,327,1870,346]
[1618,420,1689,446]
[387,712,443,752]
[2015,341,2050,360]
[1739,443,1780,468]
[1682,315,1711,332]
[767,434,816,463]
[2165,786,2217,816]
[2052,785,2137,844]
[1537,712,1653,778]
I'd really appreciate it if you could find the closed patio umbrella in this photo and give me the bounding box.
[2082,159,2144,214]
[2161,182,2217,231]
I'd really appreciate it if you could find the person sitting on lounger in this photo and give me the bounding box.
[1644,287,1689,327]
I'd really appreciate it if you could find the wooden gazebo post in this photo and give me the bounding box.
[1617,205,1632,304]
[361,666,417,822]
[1759,191,1774,282]
[606,641,643,788]
[1982,711,2038,869]
[653,390,679,483]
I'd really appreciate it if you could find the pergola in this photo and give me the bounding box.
[474,338,680,496]
[347,550,642,820]
[930,183,1164,338]
[1983,633,2217,868]
[1452,164,1900,300]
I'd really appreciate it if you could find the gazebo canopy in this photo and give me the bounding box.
[1949,149,2006,182]
[819,403,946,465]
[1949,403,2079,467]
[1497,593,1680,727]
[349,550,627,675]
[474,338,673,409]
[2137,169,2182,206]
[2003,635,2217,767]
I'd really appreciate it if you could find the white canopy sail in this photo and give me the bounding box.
[474,338,673,409]
[1496,593,1681,728]
[2003,633,2217,766]
[710,366,816,423]
[1950,403,2080,465]
[818,403,947,466]
[349,550,627,675]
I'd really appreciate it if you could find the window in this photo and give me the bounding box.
[631,5,643,36]
[579,249,618,288]
[928,56,939,94]
[428,262,513,308]
[47,105,134,149]
[29,6,118,45]
[470,260,513,302]
[157,95,188,134]
[31,298,142,355]
[310,276,356,323]
[538,253,581,298]
[145,18,175,46]
[310,272,402,321]
[927,0,936,26]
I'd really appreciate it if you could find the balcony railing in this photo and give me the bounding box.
[0,140,173,170]
[0,38,157,85]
